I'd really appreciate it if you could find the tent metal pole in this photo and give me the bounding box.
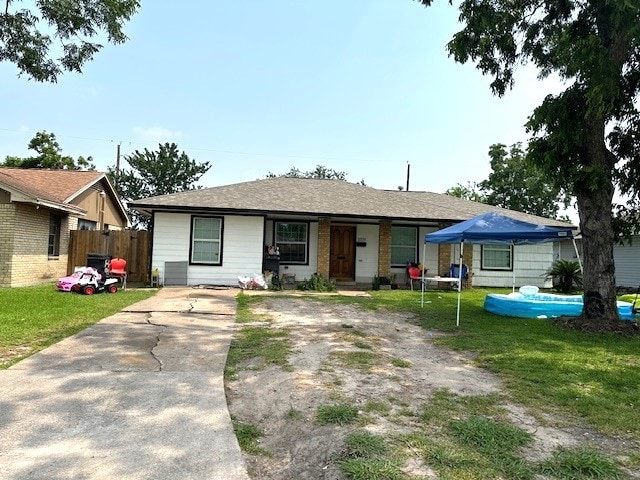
[456,241,463,327]
[421,242,426,307]
[512,242,516,292]
[572,238,583,273]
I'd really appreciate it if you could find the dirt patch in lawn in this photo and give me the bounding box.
[225,296,638,479]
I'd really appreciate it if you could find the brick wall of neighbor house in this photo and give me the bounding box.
[437,243,473,285]
[317,218,331,279]
[438,244,450,276]
[378,220,391,277]
[10,204,71,286]
[0,203,16,286]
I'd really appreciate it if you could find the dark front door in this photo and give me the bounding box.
[330,226,356,280]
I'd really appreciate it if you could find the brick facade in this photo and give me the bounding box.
[0,203,72,286]
[377,220,391,277]
[316,217,331,279]
[0,204,15,285]
[437,241,473,285]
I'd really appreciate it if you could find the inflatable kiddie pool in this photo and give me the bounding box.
[484,285,637,320]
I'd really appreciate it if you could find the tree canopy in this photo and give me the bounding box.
[480,143,569,219]
[267,164,366,185]
[1,131,95,170]
[446,143,569,219]
[1,0,139,82]
[417,0,640,329]
[108,143,211,230]
[445,181,486,203]
[267,165,348,180]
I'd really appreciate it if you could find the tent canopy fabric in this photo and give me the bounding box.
[422,211,576,327]
[424,211,574,245]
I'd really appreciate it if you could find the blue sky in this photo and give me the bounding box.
[1,1,564,195]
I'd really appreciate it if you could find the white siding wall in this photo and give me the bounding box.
[354,224,379,283]
[471,243,555,288]
[554,239,582,262]
[614,236,640,287]
[152,212,264,286]
[152,213,191,282]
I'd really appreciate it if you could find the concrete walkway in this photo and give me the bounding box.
[0,287,249,480]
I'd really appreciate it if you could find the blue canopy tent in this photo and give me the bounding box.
[423,211,577,326]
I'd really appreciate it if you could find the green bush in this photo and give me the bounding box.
[545,259,583,293]
[297,274,335,292]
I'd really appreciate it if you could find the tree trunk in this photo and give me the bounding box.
[576,116,619,330]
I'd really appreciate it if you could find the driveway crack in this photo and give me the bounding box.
[146,317,168,371]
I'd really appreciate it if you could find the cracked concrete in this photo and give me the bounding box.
[146,317,169,371]
[0,287,248,480]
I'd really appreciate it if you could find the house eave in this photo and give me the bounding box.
[129,203,446,224]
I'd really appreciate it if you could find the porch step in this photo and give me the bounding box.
[332,279,357,286]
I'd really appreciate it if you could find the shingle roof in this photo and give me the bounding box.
[130,177,574,228]
[0,167,104,203]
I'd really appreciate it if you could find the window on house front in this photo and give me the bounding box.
[481,244,513,270]
[275,222,308,264]
[391,226,417,266]
[190,216,223,264]
[78,219,97,230]
[48,215,61,257]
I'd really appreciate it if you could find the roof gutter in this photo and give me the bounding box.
[34,197,86,215]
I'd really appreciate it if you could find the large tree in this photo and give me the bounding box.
[445,181,487,203]
[418,0,640,330]
[2,131,95,169]
[1,0,139,82]
[480,143,569,218]
[446,143,569,218]
[108,142,211,230]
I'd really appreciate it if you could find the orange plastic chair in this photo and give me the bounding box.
[407,266,423,291]
[109,258,127,290]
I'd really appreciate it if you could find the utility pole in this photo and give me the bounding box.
[116,143,121,178]
[406,163,410,192]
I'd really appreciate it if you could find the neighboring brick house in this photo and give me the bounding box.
[128,177,574,288]
[0,168,129,287]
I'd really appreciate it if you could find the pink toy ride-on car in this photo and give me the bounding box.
[57,267,89,292]
[66,267,119,295]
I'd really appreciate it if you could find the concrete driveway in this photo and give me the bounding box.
[0,287,249,480]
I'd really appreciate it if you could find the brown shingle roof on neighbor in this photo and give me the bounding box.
[0,167,104,204]
[130,177,574,228]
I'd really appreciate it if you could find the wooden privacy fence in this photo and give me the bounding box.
[67,230,151,283]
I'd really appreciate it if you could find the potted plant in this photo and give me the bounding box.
[378,276,392,290]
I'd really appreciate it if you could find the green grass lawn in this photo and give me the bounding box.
[309,288,640,441]
[0,283,157,368]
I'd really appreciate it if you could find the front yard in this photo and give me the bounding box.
[0,284,156,368]
[227,289,640,479]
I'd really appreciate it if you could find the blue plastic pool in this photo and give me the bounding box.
[484,289,637,320]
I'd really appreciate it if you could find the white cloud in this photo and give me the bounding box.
[132,126,183,145]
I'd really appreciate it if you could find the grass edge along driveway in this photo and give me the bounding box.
[0,284,157,369]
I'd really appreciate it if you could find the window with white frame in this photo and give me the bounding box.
[481,244,513,270]
[190,216,223,264]
[391,226,417,266]
[275,222,308,264]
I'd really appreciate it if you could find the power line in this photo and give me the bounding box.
[0,128,397,165]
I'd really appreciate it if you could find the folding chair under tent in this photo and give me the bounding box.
[423,211,577,327]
